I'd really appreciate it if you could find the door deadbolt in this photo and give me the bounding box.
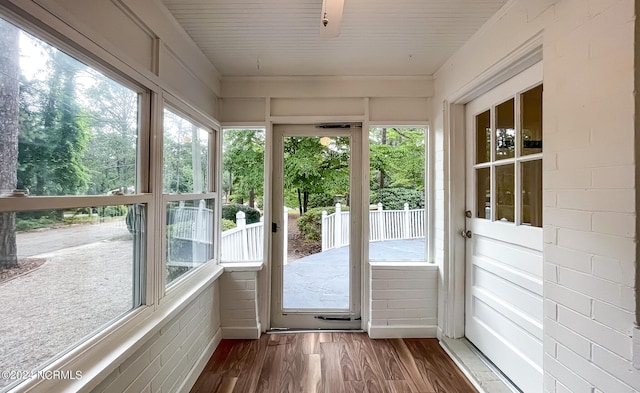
[461,230,472,239]
[465,210,472,218]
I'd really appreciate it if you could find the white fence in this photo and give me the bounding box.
[219,210,289,263]
[322,203,425,251]
[171,202,425,262]
[220,211,264,262]
[169,205,214,244]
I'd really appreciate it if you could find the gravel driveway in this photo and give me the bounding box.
[0,228,133,390]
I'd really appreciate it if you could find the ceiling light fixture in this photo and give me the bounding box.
[320,0,344,38]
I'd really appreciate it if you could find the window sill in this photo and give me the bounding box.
[12,264,224,393]
[369,261,437,269]
[221,261,264,272]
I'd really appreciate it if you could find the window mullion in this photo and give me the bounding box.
[515,93,522,225]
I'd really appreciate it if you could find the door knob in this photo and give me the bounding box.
[461,230,472,239]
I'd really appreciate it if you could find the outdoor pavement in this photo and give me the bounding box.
[1,236,133,390]
[16,219,129,258]
[283,238,426,309]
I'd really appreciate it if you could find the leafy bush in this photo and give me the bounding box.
[222,203,261,224]
[221,218,236,231]
[307,193,336,209]
[297,205,349,241]
[370,187,424,210]
[98,205,127,217]
[15,217,58,232]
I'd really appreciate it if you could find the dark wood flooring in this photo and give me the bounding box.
[191,333,478,393]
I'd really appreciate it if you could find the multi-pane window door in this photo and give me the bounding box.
[474,84,543,227]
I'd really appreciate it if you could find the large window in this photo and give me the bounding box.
[0,17,145,391]
[220,128,265,262]
[368,127,427,261]
[163,109,216,285]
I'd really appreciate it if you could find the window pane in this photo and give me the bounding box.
[221,128,265,262]
[0,18,139,197]
[522,160,543,227]
[369,127,426,261]
[166,199,214,284]
[475,110,491,164]
[521,85,543,156]
[0,205,143,390]
[476,167,491,219]
[163,109,210,194]
[495,164,515,222]
[495,99,515,160]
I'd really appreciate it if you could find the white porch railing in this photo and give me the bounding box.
[173,202,425,262]
[169,204,214,244]
[220,209,288,263]
[322,202,425,251]
[220,211,264,262]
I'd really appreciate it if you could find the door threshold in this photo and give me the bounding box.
[440,337,521,393]
[267,328,364,334]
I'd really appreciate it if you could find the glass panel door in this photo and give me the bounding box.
[271,124,361,329]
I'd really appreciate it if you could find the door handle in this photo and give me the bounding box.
[461,230,472,239]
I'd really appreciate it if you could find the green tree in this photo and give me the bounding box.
[370,127,424,191]
[83,77,138,194]
[223,129,264,208]
[17,49,90,199]
[0,20,19,268]
[162,112,208,194]
[284,136,349,215]
[49,52,90,196]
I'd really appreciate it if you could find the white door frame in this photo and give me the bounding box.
[440,34,543,338]
[269,123,363,329]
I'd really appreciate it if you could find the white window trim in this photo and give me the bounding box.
[219,126,267,265]
[366,123,433,264]
[0,7,227,392]
[159,94,222,300]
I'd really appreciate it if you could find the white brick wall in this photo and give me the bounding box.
[219,271,261,338]
[369,264,438,338]
[434,0,639,391]
[91,283,221,393]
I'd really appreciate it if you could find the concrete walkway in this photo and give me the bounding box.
[283,238,426,309]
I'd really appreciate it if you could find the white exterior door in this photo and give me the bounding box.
[464,62,543,392]
[270,123,362,329]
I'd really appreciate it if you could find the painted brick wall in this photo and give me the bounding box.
[434,0,639,392]
[220,271,261,338]
[542,1,638,390]
[369,264,438,338]
[91,283,221,393]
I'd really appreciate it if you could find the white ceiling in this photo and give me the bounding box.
[161,0,508,77]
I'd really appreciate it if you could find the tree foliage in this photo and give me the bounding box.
[83,77,138,194]
[369,127,424,191]
[370,187,424,210]
[163,111,208,194]
[18,48,91,197]
[223,129,264,207]
[284,136,349,214]
[221,203,261,224]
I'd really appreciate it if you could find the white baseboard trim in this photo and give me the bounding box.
[222,325,262,339]
[367,323,438,339]
[177,327,223,393]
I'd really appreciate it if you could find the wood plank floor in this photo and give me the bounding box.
[190,333,478,393]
